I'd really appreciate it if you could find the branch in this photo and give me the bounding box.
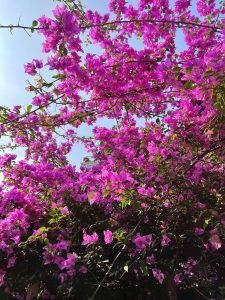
[2,17,220,33]
[82,18,222,32]
[192,286,214,300]
[0,25,44,31]
[184,137,225,174]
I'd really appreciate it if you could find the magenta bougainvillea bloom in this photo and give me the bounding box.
[0,270,5,287]
[194,227,204,236]
[104,230,113,244]
[24,59,43,75]
[82,231,99,245]
[152,269,165,284]
[146,255,155,265]
[210,234,222,250]
[161,235,171,247]
[133,233,153,252]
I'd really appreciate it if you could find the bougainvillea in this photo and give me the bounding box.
[0,0,225,299]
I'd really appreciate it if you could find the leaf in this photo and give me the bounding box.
[181,80,194,93]
[204,218,211,228]
[124,264,129,272]
[40,226,48,234]
[172,66,181,73]
[104,188,109,197]
[104,181,111,197]
[88,191,95,203]
[186,66,193,74]
[32,20,38,27]
[104,148,111,155]
[139,261,148,276]
[185,80,193,89]
[59,44,68,56]
[121,198,131,209]
[26,104,32,113]
[18,131,23,136]
[121,199,126,209]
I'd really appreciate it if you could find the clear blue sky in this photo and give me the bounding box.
[0,0,199,167]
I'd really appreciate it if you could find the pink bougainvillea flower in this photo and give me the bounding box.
[61,253,77,270]
[0,270,6,287]
[146,254,155,265]
[104,230,113,244]
[194,227,204,236]
[24,59,43,75]
[60,206,69,215]
[161,235,171,247]
[7,256,16,268]
[133,233,152,252]
[82,231,99,245]
[152,268,164,284]
[79,265,88,274]
[174,273,183,285]
[210,234,222,250]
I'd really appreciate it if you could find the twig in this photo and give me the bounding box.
[192,286,214,300]
[0,25,44,30]
[81,19,222,32]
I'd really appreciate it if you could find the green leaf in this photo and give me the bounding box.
[40,226,48,234]
[172,66,181,73]
[104,188,109,197]
[88,191,95,203]
[32,20,38,27]
[104,148,111,155]
[26,104,32,113]
[186,66,193,74]
[185,80,193,89]
[18,131,23,136]
[139,261,148,276]
[121,198,131,209]
[181,80,194,93]
[59,44,68,56]
[204,70,213,79]
[204,218,211,228]
[52,75,59,79]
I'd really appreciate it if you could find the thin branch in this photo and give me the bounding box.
[192,286,214,300]
[81,18,222,31]
[1,18,221,33]
[184,137,225,174]
[0,25,44,31]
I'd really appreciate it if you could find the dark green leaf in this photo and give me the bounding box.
[32,20,38,27]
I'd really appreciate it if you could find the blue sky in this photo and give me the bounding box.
[0,0,190,167]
